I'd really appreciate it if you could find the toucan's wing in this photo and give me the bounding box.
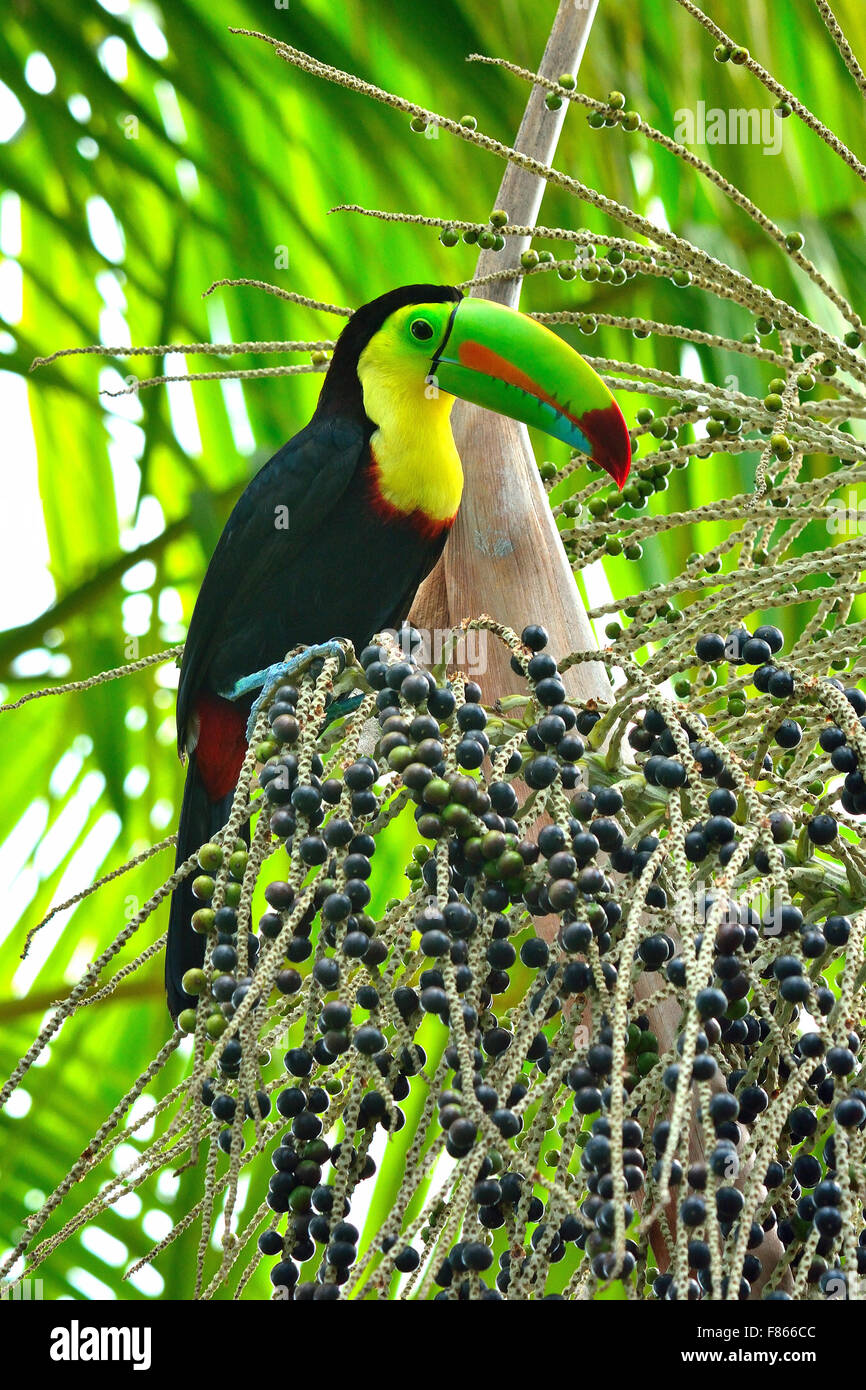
[176,416,367,748]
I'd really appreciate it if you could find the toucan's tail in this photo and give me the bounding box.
[166,689,250,1019]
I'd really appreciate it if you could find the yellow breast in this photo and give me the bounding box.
[357,333,464,523]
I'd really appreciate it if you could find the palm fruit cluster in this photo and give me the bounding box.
[160,614,866,1302]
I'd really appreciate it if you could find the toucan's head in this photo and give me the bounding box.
[316,284,631,488]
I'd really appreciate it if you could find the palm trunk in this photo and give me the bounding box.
[411,0,610,709]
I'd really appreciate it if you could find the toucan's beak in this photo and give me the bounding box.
[431,298,631,488]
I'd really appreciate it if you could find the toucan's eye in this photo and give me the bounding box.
[410,318,435,341]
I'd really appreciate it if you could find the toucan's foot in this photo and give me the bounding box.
[219,642,349,741]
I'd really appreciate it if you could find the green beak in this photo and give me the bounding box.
[431,297,631,488]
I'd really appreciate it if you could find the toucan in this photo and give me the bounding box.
[166,283,630,1019]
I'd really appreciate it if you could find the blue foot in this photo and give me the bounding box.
[218,642,348,740]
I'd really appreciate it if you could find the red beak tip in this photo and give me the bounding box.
[599,446,631,491]
[612,455,631,489]
[581,402,632,491]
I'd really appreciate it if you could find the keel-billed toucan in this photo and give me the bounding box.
[166,284,630,1019]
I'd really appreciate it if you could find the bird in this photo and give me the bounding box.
[166,282,631,1019]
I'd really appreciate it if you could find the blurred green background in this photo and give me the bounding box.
[1,0,865,1298]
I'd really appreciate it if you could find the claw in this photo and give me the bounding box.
[218,641,349,741]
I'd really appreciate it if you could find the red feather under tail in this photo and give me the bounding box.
[193,690,249,800]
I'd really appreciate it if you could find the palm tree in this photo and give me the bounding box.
[2,0,866,1300]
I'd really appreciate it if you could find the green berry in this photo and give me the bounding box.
[389,745,415,772]
[181,968,207,995]
[440,226,460,247]
[558,73,576,90]
[198,843,223,873]
[772,434,793,460]
[726,997,749,1021]
[621,111,641,132]
[192,875,216,902]
[714,43,731,61]
[490,208,508,228]
[229,850,248,880]
[634,1052,658,1076]
[785,231,805,252]
[607,90,626,110]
